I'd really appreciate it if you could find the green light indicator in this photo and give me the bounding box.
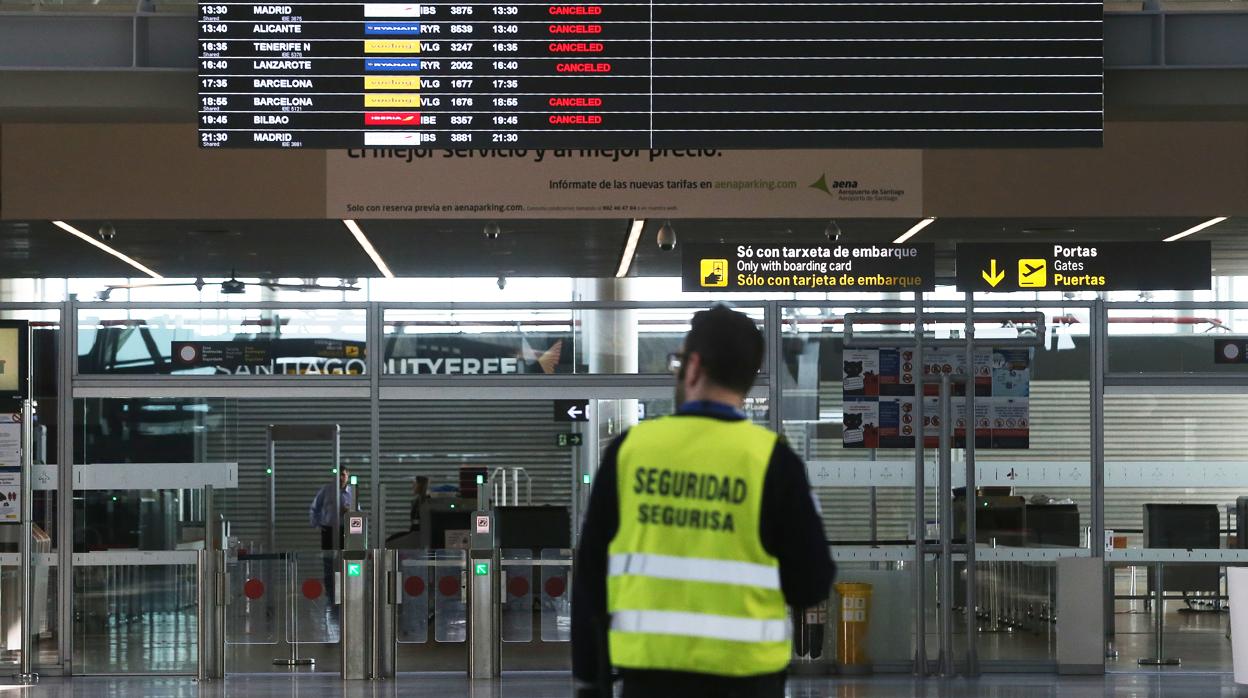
[582,474,591,485]
[332,468,338,474]
[476,474,484,485]
[450,504,456,509]
[111,496,118,502]
[347,562,362,578]
[474,562,489,576]
[266,468,273,476]
[349,475,358,486]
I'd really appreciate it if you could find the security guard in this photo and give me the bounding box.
[573,305,834,698]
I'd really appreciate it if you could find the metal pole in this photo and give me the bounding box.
[58,298,75,674]
[288,553,300,664]
[938,375,954,676]
[198,484,217,681]
[368,302,382,549]
[215,548,227,679]
[1138,563,1180,666]
[333,425,342,543]
[766,300,782,437]
[18,398,37,683]
[964,295,979,676]
[267,429,276,554]
[377,485,387,553]
[1092,299,1114,659]
[1091,298,1106,560]
[913,294,927,676]
[197,549,207,682]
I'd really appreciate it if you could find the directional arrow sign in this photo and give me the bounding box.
[981,259,1005,288]
[554,400,589,422]
[957,242,1210,292]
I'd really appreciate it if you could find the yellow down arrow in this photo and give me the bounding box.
[982,259,1005,287]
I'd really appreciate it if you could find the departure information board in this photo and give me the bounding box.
[198,0,1103,149]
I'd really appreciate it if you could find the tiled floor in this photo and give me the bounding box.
[0,674,1246,698]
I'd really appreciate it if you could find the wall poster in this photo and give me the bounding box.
[842,348,1031,450]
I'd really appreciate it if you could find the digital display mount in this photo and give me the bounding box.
[198,0,1103,149]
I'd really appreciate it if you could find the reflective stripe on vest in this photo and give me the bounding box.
[609,552,780,591]
[612,610,791,644]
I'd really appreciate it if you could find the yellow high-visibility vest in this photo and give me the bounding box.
[607,415,790,676]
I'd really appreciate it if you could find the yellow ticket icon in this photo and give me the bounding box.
[700,259,729,287]
[1017,258,1047,288]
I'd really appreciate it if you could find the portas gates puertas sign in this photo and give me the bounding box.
[955,242,1212,293]
[682,243,936,293]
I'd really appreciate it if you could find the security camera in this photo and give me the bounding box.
[483,221,501,240]
[98,222,116,242]
[656,221,676,251]
[824,220,841,241]
[497,275,507,290]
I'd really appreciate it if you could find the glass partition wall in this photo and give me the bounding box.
[3,297,1243,675]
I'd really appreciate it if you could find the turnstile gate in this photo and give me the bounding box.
[378,547,573,677]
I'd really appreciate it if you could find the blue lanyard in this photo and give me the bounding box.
[678,400,747,420]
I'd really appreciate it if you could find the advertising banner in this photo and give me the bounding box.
[843,347,1031,449]
[171,339,366,375]
[325,148,923,218]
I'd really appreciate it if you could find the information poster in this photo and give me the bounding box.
[0,468,18,523]
[0,326,21,394]
[683,243,935,293]
[843,348,1031,449]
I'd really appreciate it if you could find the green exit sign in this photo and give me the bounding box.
[347,562,362,577]
[474,562,489,576]
[556,433,584,448]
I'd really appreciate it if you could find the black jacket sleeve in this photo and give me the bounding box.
[571,432,625,685]
[759,439,835,610]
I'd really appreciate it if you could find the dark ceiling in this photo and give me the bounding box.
[1,217,1246,280]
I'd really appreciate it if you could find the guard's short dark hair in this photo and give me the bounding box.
[684,304,765,394]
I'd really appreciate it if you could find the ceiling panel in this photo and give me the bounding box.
[1,217,1244,280]
[0,220,141,277]
[363,219,630,278]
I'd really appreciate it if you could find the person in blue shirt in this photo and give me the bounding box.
[310,467,353,607]
[310,466,354,546]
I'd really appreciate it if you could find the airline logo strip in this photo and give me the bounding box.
[956,242,1212,292]
[363,5,423,143]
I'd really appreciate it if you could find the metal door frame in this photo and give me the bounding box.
[775,297,1078,676]
[44,295,1151,676]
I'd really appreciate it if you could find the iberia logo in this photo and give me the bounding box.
[365,112,421,125]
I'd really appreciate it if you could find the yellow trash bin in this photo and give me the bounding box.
[835,582,873,672]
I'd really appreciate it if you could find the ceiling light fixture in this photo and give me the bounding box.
[51,221,162,278]
[616,219,645,278]
[343,219,395,279]
[893,217,937,244]
[1163,217,1229,243]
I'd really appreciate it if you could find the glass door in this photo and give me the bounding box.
[379,399,573,673]
[780,301,1091,673]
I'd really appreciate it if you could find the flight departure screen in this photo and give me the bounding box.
[198,0,1103,149]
